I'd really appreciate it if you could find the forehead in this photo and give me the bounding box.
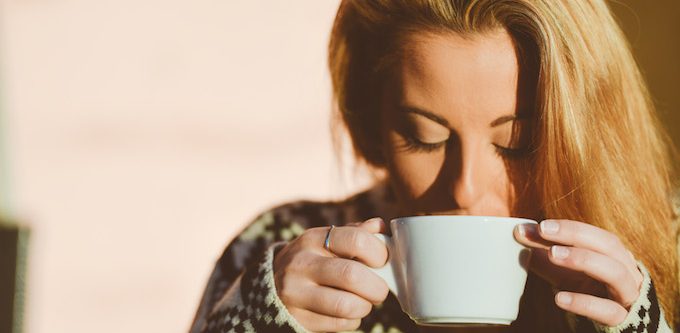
[393,30,522,120]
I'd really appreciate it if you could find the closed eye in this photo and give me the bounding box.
[397,134,447,153]
[493,144,530,159]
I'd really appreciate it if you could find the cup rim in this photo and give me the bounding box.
[390,215,538,225]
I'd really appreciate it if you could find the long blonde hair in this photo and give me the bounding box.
[328,0,679,329]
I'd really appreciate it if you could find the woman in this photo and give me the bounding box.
[190,1,679,332]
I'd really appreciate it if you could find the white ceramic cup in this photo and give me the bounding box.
[370,215,536,326]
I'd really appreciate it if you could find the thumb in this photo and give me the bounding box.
[358,217,386,233]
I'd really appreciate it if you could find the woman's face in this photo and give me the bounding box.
[379,29,537,218]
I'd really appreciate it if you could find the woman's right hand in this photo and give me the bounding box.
[273,217,390,332]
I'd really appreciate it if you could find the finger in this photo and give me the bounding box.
[549,246,639,307]
[291,283,373,319]
[514,223,554,250]
[288,307,361,333]
[554,291,628,327]
[513,247,610,299]
[524,248,582,286]
[343,217,386,231]
[312,257,389,304]
[537,220,634,269]
[357,217,386,233]
[320,225,389,268]
[537,219,639,280]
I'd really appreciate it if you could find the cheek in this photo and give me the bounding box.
[382,130,443,199]
[504,159,539,216]
[492,164,514,202]
[389,150,444,199]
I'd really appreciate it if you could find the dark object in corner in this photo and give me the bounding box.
[0,222,29,333]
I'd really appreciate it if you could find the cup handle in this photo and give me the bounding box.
[370,234,399,298]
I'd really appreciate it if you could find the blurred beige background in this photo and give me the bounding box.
[0,1,357,332]
[0,1,677,333]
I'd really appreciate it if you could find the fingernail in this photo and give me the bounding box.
[540,220,559,234]
[365,217,384,224]
[556,292,572,305]
[515,224,526,237]
[551,245,570,259]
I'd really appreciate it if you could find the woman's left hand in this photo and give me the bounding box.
[514,219,644,326]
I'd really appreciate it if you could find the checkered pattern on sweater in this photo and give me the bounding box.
[200,244,303,333]
[189,182,675,333]
[593,268,673,333]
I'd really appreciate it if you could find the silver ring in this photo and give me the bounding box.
[323,225,335,252]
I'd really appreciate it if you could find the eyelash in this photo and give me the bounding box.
[494,144,530,159]
[400,136,445,153]
[399,135,530,159]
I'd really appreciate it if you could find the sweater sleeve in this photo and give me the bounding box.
[589,262,673,333]
[189,210,310,333]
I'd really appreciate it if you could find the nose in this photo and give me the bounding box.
[447,139,487,210]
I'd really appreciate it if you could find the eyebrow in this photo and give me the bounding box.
[399,105,450,126]
[399,105,528,128]
[489,114,520,127]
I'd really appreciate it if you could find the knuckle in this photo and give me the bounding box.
[604,234,622,253]
[375,281,390,302]
[347,319,361,330]
[378,250,388,267]
[613,236,624,250]
[334,317,360,330]
[277,278,296,305]
[287,253,310,274]
[613,307,627,325]
[349,231,368,253]
[281,265,298,279]
[598,302,620,323]
[364,276,390,304]
[565,221,577,237]
[574,250,591,269]
[614,264,628,281]
[332,317,352,330]
[581,297,596,314]
[340,261,361,286]
[299,228,322,245]
[371,244,388,268]
[287,308,304,324]
[574,297,593,313]
[333,296,353,318]
[357,300,373,317]
[277,260,293,279]
[332,317,348,328]
[622,295,636,309]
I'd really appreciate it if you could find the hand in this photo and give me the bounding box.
[273,218,389,332]
[514,219,644,326]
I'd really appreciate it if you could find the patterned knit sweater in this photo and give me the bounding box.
[189,182,675,333]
